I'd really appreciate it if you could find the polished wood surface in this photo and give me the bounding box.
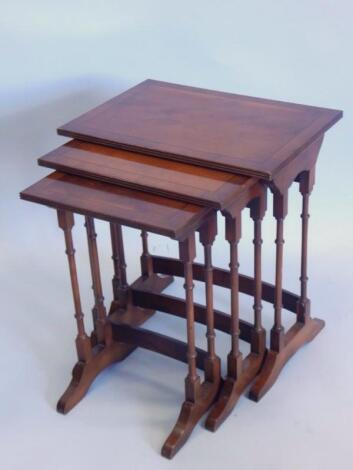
[85,216,112,346]
[162,225,221,459]
[58,79,342,179]
[20,79,343,456]
[39,139,256,209]
[20,172,211,240]
[110,223,129,309]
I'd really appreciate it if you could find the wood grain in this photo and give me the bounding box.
[57,79,342,179]
[38,139,255,209]
[20,172,211,240]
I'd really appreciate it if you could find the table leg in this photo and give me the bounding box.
[58,210,92,362]
[249,181,324,401]
[250,197,266,354]
[110,222,129,310]
[162,220,221,459]
[199,213,221,383]
[85,216,112,346]
[57,214,148,414]
[297,170,314,323]
[206,201,266,431]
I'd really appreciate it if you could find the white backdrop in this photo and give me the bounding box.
[1,1,353,469]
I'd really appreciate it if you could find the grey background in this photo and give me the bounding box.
[1,1,352,469]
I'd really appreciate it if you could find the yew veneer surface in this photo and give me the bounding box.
[20,172,211,240]
[58,79,342,179]
[38,140,256,209]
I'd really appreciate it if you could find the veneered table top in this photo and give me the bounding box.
[58,79,342,180]
[20,172,212,240]
[38,140,258,210]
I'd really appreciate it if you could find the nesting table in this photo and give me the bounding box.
[20,79,342,458]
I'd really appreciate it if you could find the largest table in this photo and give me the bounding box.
[56,79,342,402]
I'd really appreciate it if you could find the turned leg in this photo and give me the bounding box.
[85,216,112,346]
[199,213,220,383]
[250,196,267,354]
[58,217,149,415]
[141,230,154,278]
[226,214,243,379]
[58,210,92,362]
[270,190,288,353]
[249,183,324,401]
[181,235,201,402]
[110,223,129,309]
[296,170,315,323]
[162,229,220,458]
[206,204,266,431]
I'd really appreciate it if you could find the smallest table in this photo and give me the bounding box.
[20,171,221,458]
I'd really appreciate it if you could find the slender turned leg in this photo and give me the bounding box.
[270,191,287,352]
[141,230,153,277]
[181,235,201,402]
[110,223,129,310]
[58,217,155,415]
[58,210,92,363]
[162,227,220,459]
[137,230,174,292]
[250,197,267,354]
[206,201,266,431]
[199,213,221,383]
[226,214,243,379]
[296,170,314,323]
[85,216,112,346]
[249,182,324,401]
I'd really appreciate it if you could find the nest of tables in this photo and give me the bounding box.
[20,79,342,458]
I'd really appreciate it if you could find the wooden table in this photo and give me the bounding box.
[21,79,342,458]
[21,171,221,458]
[57,79,342,401]
[38,139,268,431]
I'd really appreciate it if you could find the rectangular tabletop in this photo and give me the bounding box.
[58,79,342,180]
[38,140,258,209]
[20,172,211,240]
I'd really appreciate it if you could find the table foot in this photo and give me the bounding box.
[249,317,324,402]
[161,377,221,459]
[58,297,167,415]
[205,352,264,432]
[57,341,136,414]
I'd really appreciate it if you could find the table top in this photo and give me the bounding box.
[20,172,211,240]
[58,79,342,180]
[38,140,258,209]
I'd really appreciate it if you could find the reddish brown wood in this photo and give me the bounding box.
[21,80,343,451]
[225,214,243,379]
[38,139,255,209]
[248,164,321,401]
[111,323,208,370]
[130,288,253,341]
[140,230,154,277]
[20,172,212,240]
[85,216,112,346]
[205,201,266,431]
[249,194,267,354]
[296,169,315,323]
[151,255,301,313]
[57,302,159,415]
[179,235,200,402]
[270,190,287,352]
[198,213,219,382]
[57,210,92,363]
[249,317,324,402]
[57,79,342,179]
[110,222,129,309]
[162,224,221,459]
